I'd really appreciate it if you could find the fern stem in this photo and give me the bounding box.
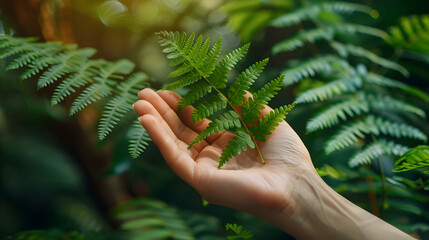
[370,135,387,217]
[203,77,265,164]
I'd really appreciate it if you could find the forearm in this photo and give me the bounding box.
[264,172,414,240]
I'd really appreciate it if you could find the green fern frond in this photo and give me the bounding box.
[306,97,369,132]
[37,48,97,89]
[158,31,295,167]
[296,76,361,103]
[367,115,427,141]
[271,2,372,27]
[364,72,429,102]
[225,223,254,240]
[210,43,250,89]
[128,120,151,159]
[365,93,426,118]
[50,60,102,105]
[6,42,63,70]
[69,83,112,116]
[189,111,241,148]
[282,55,349,85]
[98,73,148,140]
[272,28,334,54]
[228,58,269,106]
[387,15,429,54]
[330,41,409,77]
[114,198,194,239]
[272,23,387,54]
[219,132,255,168]
[250,104,296,141]
[325,115,426,154]
[349,139,409,168]
[241,75,283,123]
[191,93,228,123]
[394,145,429,173]
[1,35,151,160]
[177,82,212,112]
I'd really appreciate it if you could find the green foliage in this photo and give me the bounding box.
[158,31,295,168]
[225,223,254,240]
[5,230,100,240]
[223,0,294,42]
[387,15,429,55]
[0,35,151,159]
[394,145,429,173]
[270,1,428,168]
[114,198,221,240]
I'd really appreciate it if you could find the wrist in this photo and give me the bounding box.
[263,169,414,240]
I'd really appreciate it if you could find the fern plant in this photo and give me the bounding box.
[267,1,429,230]
[270,1,428,168]
[114,198,222,240]
[157,31,296,168]
[225,223,254,240]
[394,145,429,174]
[0,35,151,160]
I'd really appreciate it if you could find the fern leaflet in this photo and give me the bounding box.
[394,145,429,173]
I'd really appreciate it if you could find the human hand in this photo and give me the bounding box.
[133,88,317,219]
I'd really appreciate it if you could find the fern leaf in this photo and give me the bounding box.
[306,97,369,132]
[189,111,241,148]
[98,96,131,141]
[50,60,104,105]
[210,43,250,89]
[228,58,269,106]
[331,41,409,77]
[225,223,254,240]
[5,42,62,70]
[325,120,370,154]
[326,115,426,154]
[177,81,212,112]
[366,93,426,118]
[94,59,135,83]
[114,198,194,239]
[128,120,151,159]
[191,93,227,123]
[364,72,429,102]
[158,31,221,91]
[250,104,296,141]
[69,83,112,116]
[19,55,59,81]
[349,139,409,168]
[241,75,283,123]
[394,145,429,173]
[37,48,97,89]
[273,23,387,54]
[219,131,255,168]
[296,76,361,103]
[98,73,149,140]
[271,2,372,27]
[273,28,334,54]
[282,55,348,85]
[387,15,429,54]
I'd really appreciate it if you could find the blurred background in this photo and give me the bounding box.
[0,0,428,239]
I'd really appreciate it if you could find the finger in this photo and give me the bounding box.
[134,99,176,140]
[137,88,208,152]
[156,90,224,144]
[139,114,196,185]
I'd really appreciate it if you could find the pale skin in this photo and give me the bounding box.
[133,88,415,240]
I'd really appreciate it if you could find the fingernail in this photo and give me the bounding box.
[138,116,144,122]
[132,103,135,109]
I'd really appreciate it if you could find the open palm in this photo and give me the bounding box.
[134,88,316,218]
